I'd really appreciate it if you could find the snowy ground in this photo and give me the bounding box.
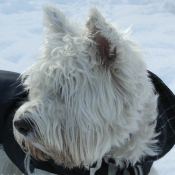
[0,0,175,174]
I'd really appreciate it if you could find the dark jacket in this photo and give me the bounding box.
[0,70,175,175]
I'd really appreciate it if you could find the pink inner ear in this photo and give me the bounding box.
[86,14,116,66]
[93,32,116,66]
[94,32,110,62]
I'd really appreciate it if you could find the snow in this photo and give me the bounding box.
[0,0,175,174]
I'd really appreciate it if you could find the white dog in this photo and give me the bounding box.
[1,4,169,175]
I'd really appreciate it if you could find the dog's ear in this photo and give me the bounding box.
[43,4,76,36]
[86,7,117,66]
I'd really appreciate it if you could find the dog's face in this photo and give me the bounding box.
[13,4,158,168]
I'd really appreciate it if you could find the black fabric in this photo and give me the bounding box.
[0,70,175,175]
[147,71,175,161]
[0,70,28,173]
[0,71,23,140]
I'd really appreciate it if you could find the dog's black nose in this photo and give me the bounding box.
[14,119,32,136]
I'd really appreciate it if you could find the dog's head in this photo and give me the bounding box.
[13,4,158,169]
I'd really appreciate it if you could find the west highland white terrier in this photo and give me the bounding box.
[1,3,175,175]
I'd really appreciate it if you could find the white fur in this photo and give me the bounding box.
[13,3,159,173]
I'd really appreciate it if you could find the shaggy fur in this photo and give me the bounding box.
[12,4,158,174]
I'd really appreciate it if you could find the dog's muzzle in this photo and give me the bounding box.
[14,119,33,136]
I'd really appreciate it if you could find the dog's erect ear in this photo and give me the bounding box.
[86,7,117,66]
[43,4,76,36]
